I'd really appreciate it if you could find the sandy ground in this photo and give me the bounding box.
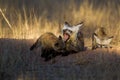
[0,38,120,80]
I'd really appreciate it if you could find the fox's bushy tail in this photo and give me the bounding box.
[30,39,39,51]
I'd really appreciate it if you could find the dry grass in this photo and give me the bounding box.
[0,39,120,80]
[0,8,60,39]
[0,0,120,45]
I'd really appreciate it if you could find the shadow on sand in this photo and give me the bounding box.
[0,38,120,80]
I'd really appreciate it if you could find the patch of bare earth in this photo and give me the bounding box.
[0,38,120,80]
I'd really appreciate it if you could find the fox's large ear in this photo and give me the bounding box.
[58,35,62,40]
[64,21,70,26]
[71,21,84,32]
[63,21,72,31]
[74,21,84,28]
[109,36,114,39]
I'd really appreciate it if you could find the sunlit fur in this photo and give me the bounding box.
[92,27,113,49]
[94,34,113,45]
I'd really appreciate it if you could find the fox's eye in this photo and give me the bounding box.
[55,43,59,47]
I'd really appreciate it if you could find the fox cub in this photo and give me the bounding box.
[30,32,65,61]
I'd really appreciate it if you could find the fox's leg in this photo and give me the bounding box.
[92,33,97,50]
[44,49,56,61]
[77,31,85,51]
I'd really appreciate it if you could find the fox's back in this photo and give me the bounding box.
[38,32,58,48]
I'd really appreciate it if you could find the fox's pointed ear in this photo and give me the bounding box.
[63,21,72,31]
[65,21,69,25]
[58,35,62,40]
[72,22,84,32]
[64,21,71,27]
[79,21,84,24]
[109,36,114,38]
[75,22,84,28]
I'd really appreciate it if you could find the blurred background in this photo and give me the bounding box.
[0,0,120,44]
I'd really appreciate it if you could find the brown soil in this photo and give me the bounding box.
[0,38,120,80]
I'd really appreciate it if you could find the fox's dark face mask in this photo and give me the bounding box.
[63,29,72,42]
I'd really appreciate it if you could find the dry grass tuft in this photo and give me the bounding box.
[0,1,120,45]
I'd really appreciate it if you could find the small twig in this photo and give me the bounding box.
[0,8,13,32]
